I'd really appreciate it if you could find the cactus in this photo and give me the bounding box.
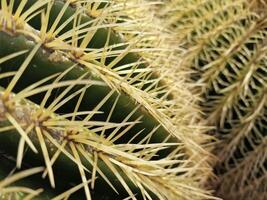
[157,0,267,199]
[0,0,214,199]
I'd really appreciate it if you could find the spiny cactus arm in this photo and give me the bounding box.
[0,83,205,200]
[0,0,209,167]
[0,0,214,199]
[5,1,210,164]
[12,0,163,84]
[0,0,185,144]
[0,46,207,199]
[0,30,175,154]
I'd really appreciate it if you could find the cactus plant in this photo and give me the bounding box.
[0,0,214,199]
[156,0,267,199]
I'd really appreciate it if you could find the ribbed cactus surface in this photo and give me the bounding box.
[0,0,213,199]
[157,0,267,199]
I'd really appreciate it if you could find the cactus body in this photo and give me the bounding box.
[158,0,267,199]
[0,0,213,199]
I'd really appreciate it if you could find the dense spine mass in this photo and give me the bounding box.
[157,0,267,199]
[0,0,213,199]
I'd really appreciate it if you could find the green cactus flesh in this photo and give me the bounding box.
[0,0,213,199]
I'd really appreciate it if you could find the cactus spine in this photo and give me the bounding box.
[0,0,213,199]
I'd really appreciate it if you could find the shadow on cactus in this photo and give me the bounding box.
[0,0,214,199]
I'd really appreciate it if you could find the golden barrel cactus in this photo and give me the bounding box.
[156,0,267,199]
[0,0,214,199]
